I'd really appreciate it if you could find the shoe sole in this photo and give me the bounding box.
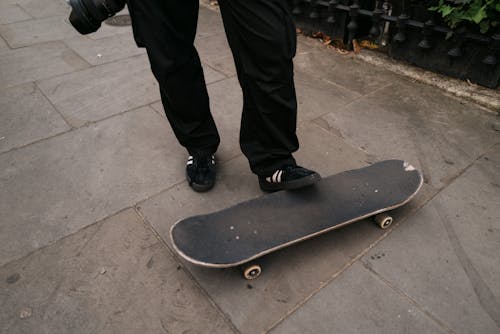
[259,172,321,192]
[187,174,215,192]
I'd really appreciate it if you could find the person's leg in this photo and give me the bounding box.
[127,0,219,191]
[127,0,219,157]
[217,0,320,191]
[217,0,298,176]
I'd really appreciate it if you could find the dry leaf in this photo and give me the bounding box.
[19,307,32,319]
[311,32,332,45]
[330,39,345,49]
[312,31,324,39]
[352,39,361,54]
[335,48,350,55]
[360,40,379,50]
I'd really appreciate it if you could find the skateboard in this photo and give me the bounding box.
[170,160,423,280]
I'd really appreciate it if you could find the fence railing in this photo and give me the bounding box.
[289,0,500,88]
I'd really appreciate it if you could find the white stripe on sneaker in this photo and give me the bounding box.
[271,170,278,183]
[266,169,283,184]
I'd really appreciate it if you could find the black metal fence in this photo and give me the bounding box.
[288,0,500,88]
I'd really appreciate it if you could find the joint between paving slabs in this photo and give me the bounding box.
[60,38,142,69]
[132,151,245,212]
[309,81,394,126]
[202,61,236,80]
[0,33,11,49]
[61,39,93,66]
[0,206,132,270]
[34,81,77,130]
[360,261,456,334]
[0,102,162,158]
[33,51,145,89]
[132,205,242,334]
[437,141,499,191]
[0,176,185,269]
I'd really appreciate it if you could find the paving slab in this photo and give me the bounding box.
[0,107,185,266]
[87,22,131,41]
[294,69,361,122]
[64,33,145,66]
[0,41,89,89]
[37,54,224,127]
[197,6,225,39]
[86,8,132,40]
[270,263,447,334]
[195,7,236,76]
[0,82,70,153]
[195,31,233,73]
[36,55,162,127]
[194,24,231,60]
[0,15,79,48]
[0,209,235,334]
[0,3,31,24]
[295,38,401,96]
[203,77,242,160]
[138,120,436,334]
[149,100,165,116]
[362,144,500,333]
[17,0,70,19]
[315,80,500,189]
[205,53,237,78]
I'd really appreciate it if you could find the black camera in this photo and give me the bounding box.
[68,0,126,35]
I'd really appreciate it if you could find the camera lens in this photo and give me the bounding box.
[68,0,126,35]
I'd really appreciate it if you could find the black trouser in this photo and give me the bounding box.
[127,0,299,176]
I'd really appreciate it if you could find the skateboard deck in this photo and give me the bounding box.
[171,160,423,277]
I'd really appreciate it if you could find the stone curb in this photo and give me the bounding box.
[354,49,499,114]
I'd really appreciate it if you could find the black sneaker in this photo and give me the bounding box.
[186,154,216,192]
[258,165,321,192]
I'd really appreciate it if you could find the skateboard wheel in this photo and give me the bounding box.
[374,213,393,229]
[242,264,262,280]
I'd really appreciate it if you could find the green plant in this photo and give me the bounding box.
[429,0,500,34]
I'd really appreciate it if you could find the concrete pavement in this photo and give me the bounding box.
[1,1,499,333]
